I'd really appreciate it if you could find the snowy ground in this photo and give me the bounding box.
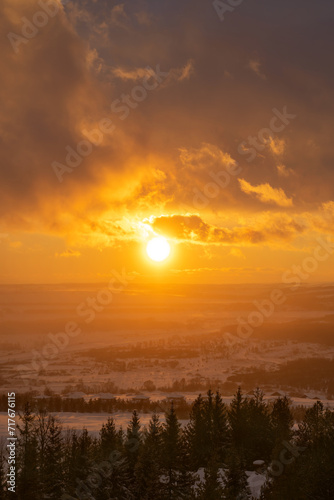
[1,337,334,398]
[1,283,334,398]
[194,467,266,499]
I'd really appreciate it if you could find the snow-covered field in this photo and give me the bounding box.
[1,337,334,397]
[0,283,334,398]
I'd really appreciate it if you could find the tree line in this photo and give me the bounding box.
[1,388,334,499]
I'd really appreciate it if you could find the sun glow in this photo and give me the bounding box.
[146,236,170,262]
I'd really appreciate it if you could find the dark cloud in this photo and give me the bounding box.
[147,213,306,246]
[1,0,334,238]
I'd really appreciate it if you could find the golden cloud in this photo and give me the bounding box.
[269,137,286,156]
[146,213,305,246]
[239,179,293,207]
[277,164,295,177]
[112,59,194,85]
[56,249,81,258]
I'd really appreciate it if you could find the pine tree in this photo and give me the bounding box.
[16,403,40,500]
[271,396,293,444]
[41,416,64,499]
[228,387,247,456]
[269,395,294,471]
[185,395,207,469]
[125,410,142,497]
[297,400,325,447]
[79,428,94,475]
[296,402,334,499]
[161,403,181,499]
[202,389,215,461]
[246,388,272,463]
[212,391,229,462]
[125,410,142,470]
[262,401,334,500]
[186,391,228,469]
[177,432,196,500]
[100,417,118,460]
[161,403,192,499]
[135,412,163,499]
[36,410,52,495]
[63,429,78,496]
[63,428,94,499]
[94,442,134,500]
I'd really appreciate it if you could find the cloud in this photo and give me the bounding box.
[229,248,246,259]
[111,66,154,81]
[239,179,293,207]
[248,59,266,79]
[145,213,305,246]
[299,201,334,245]
[0,0,110,222]
[56,249,81,258]
[171,59,195,81]
[178,143,234,170]
[322,201,334,215]
[110,3,129,28]
[277,164,295,177]
[312,201,334,234]
[1,0,334,253]
[135,10,154,26]
[112,59,194,86]
[269,137,286,156]
[128,143,241,215]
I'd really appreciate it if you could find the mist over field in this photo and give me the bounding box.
[1,283,334,399]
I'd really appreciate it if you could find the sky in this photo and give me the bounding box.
[1,0,334,284]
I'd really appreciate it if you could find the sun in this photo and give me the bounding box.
[146,236,170,262]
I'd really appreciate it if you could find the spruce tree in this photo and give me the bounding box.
[161,403,194,499]
[96,441,134,500]
[100,417,118,460]
[246,388,272,463]
[296,403,334,499]
[125,410,142,470]
[135,412,163,499]
[63,429,78,496]
[161,403,181,499]
[185,395,207,469]
[212,391,229,462]
[262,401,334,500]
[78,428,94,476]
[228,387,247,456]
[177,432,196,500]
[270,396,293,444]
[202,389,215,461]
[16,403,39,500]
[186,391,228,469]
[269,395,294,474]
[125,410,142,497]
[41,416,64,499]
[64,428,94,499]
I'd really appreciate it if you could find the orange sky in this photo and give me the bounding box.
[1,0,334,284]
